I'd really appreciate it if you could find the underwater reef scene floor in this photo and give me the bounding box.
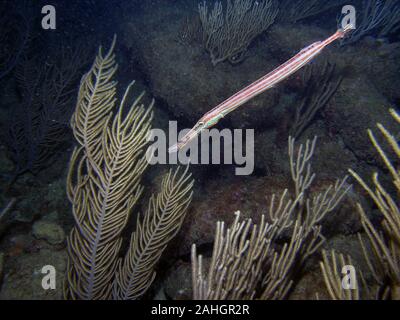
[0,0,399,300]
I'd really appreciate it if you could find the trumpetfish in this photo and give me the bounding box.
[169,25,353,153]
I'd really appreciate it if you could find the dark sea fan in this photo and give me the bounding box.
[5,45,88,183]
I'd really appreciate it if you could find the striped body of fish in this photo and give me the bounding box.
[169,25,354,153]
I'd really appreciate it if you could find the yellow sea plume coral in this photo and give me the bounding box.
[65,37,193,300]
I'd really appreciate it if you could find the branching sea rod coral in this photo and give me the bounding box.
[198,0,278,65]
[289,62,342,139]
[320,109,400,300]
[192,137,350,300]
[319,249,360,300]
[65,37,194,300]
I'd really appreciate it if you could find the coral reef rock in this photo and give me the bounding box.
[0,249,67,300]
[163,260,193,300]
[32,220,66,245]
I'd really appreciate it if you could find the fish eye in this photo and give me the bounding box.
[198,121,205,126]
